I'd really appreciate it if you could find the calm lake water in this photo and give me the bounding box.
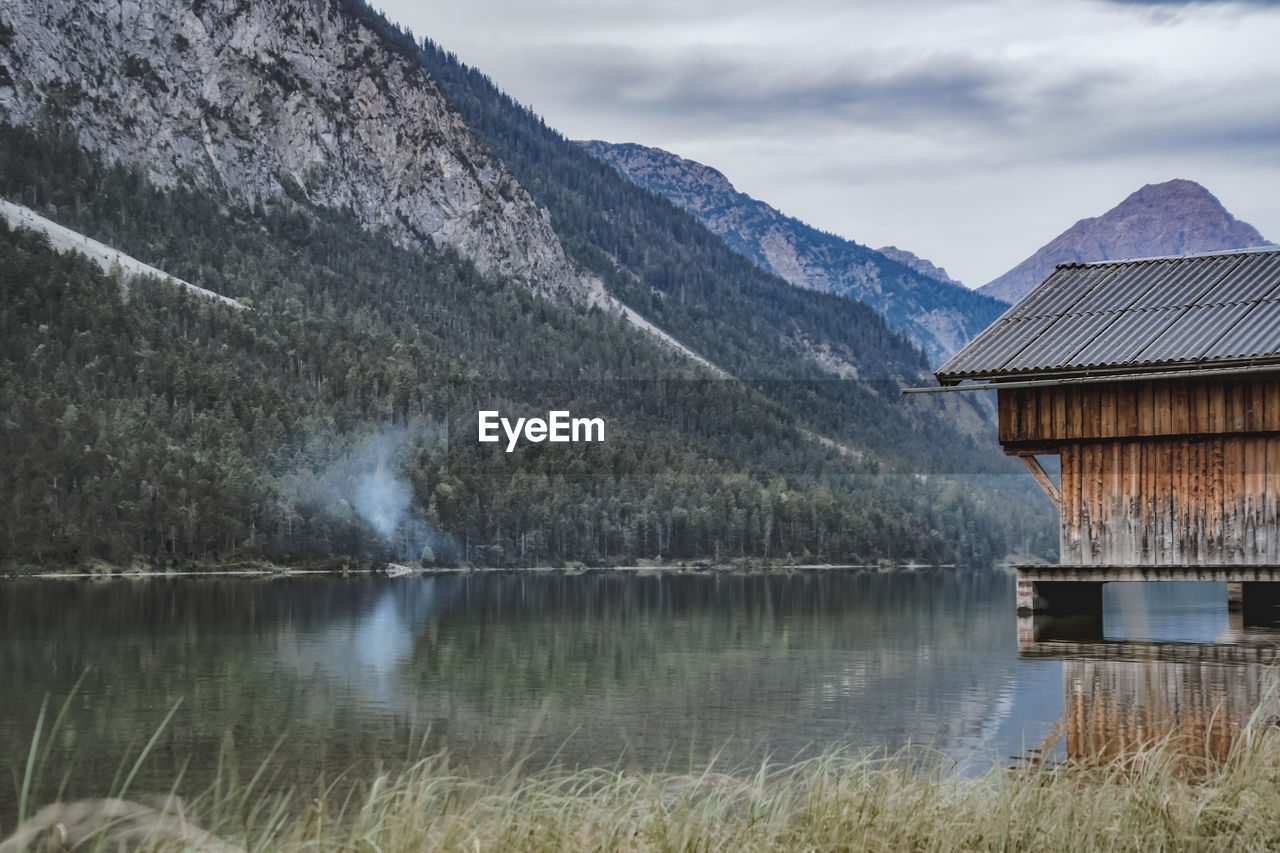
[1,570,1276,830]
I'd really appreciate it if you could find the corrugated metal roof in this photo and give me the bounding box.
[1069,307,1180,367]
[936,246,1280,383]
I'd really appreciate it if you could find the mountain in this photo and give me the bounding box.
[875,245,964,288]
[0,0,577,295]
[579,140,1008,364]
[980,180,1271,304]
[0,0,1057,569]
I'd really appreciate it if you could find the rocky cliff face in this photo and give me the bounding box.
[875,245,963,288]
[980,180,1271,304]
[0,0,577,295]
[580,140,1006,364]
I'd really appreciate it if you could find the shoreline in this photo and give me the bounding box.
[1,561,970,580]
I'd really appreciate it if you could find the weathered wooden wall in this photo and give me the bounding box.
[999,377,1280,449]
[996,376,1280,566]
[1059,436,1280,565]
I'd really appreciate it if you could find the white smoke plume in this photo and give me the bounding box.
[352,463,411,542]
[291,422,457,563]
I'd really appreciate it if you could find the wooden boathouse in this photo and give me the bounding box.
[932,246,1280,620]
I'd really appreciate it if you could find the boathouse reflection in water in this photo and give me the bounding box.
[1021,621,1280,768]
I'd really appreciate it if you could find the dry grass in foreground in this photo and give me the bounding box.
[9,731,1280,853]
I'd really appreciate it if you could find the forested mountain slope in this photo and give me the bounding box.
[0,127,1053,567]
[579,140,1007,364]
[0,0,1058,568]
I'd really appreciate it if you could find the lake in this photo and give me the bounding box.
[1,569,1275,831]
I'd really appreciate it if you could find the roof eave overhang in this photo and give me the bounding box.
[907,358,1280,394]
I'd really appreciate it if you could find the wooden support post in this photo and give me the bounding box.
[1020,454,1062,509]
[1016,576,1103,616]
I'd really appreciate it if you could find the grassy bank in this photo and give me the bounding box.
[9,735,1280,852]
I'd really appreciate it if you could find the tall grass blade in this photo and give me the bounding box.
[16,695,48,826]
[115,697,183,803]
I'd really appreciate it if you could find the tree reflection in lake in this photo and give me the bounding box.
[0,573,1271,832]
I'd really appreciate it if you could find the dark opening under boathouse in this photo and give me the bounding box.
[932,246,1280,622]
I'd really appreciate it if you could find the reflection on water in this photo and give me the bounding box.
[1020,582,1280,772]
[1063,654,1278,768]
[0,573,1275,829]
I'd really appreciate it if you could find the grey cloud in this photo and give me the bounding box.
[1077,113,1280,161]
[1103,0,1280,5]
[378,0,1280,284]
[529,47,1026,133]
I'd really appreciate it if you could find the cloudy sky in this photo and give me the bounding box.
[378,0,1280,286]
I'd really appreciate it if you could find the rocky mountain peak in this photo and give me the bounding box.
[875,245,964,288]
[581,139,1008,364]
[580,140,739,213]
[980,179,1270,304]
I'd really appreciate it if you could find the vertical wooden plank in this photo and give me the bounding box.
[1128,440,1142,565]
[1059,444,1074,563]
[1170,381,1190,436]
[1155,382,1173,436]
[1244,380,1262,433]
[1054,388,1068,442]
[1099,442,1110,564]
[1138,381,1155,436]
[1083,386,1101,441]
[1038,388,1055,441]
[1192,438,1203,563]
[1224,436,1243,563]
[1177,437,1191,564]
[1011,389,1026,441]
[1208,438,1224,564]
[1189,439,1204,564]
[1020,388,1034,441]
[1245,437,1263,562]
[1100,384,1117,439]
[1090,443,1104,561]
[1193,383,1211,434]
[1229,381,1247,434]
[1066,444,1082,564]
[1267,436,1280,563]
[1148,440,1160,564]
[1158,440,1174,564]
[1143,440,1156,563]
[1118,384,1139,439]
[1235,435,1248,562]
[1113,441,1127,565]
[1264,380,1280,432]
[998,389,1013,443]
[1077,444,1091,560]
[1210,383,1227,434]
[1110,442,1122,564]
[1067,387,1083,440]
[1187,438,1199,566]
[1258,436,1269,565]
